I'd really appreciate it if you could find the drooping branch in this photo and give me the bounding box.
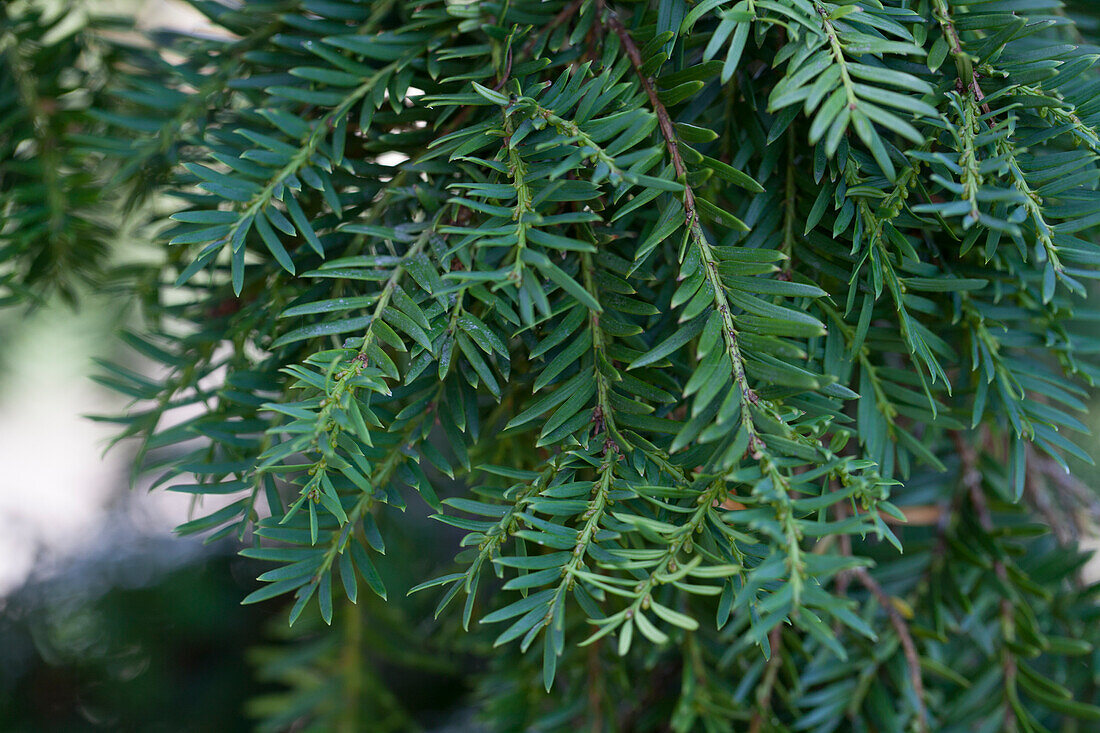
[597,0,762,450]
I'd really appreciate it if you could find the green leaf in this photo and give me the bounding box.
[522,250,602,313]
[629,316,708,369]
[701,155,764,193]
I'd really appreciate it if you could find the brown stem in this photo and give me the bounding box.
[834,500,926,730]
[835,523,852,598]
[953,431,1018,732]
[521,0,586,56]
[1024,458,1072,545]
[933,0,991,115]
[749,626,784,733]
[853,568,929,733]
[780,132,797,272]
[598,0,764,449]
[1027,447,1100,543]
[598,3,688,182]
[493,43,513,90]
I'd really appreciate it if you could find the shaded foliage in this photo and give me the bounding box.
[0,556,268,732]
[6,0,1100,730]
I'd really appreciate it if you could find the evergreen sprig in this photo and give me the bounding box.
[9,0,1100,729]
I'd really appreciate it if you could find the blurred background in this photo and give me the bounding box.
[0,2,281,730]
[0,296,273,731]
[2,1,1100,732]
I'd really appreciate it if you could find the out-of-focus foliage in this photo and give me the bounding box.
[0,2,129,306]
[0,556,268,732]
[0,548,474,732]
[7,0,1100,730]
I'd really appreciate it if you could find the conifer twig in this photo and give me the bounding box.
[932,0,991,113]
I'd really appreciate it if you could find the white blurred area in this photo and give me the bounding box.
[0,0,220,598]
[135,0,218,31]
[0,0,400,600]
[0,307,202,596]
